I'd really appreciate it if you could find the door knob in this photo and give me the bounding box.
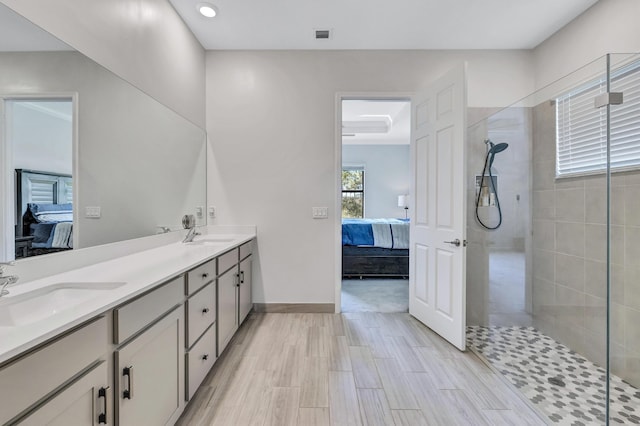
[444,239,461,247]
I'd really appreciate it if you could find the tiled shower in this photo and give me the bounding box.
[466,53,640,424]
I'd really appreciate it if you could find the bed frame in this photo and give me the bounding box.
[15,169,73,257]
[342,245,409,279]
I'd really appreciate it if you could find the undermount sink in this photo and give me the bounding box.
[0,282,126,327]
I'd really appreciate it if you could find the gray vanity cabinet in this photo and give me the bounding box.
[18,362,109,426]
[0,237,255,426]
[113,277,185,426]
[217,241,254,356]
[185,260,217,401]
[217,264,239,355]
[115,306,184,426]
[238,254,252,324]
[0,317,108,425]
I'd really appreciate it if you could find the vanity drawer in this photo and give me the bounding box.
[0,316,107,425]
[186,259,215,295]
[186,323,216,400]
[218,248,238,275]
[186,281,216,348]
[239,240,253,260]
[114,276,183,344]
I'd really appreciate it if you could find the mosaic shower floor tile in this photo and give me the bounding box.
[467,326,640,425]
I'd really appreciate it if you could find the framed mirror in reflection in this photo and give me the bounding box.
[0,4,207,261]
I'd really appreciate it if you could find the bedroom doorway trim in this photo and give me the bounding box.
[334,93,412,313]
[0,93,79,261]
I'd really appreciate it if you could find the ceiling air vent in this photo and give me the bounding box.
[315,29,331,40]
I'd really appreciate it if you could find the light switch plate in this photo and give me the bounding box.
[85,206,101,218]
[312,207,328,219]
[208,206,216,218]
[196,206,204,219]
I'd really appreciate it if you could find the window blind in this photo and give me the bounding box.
[556,60,640,177]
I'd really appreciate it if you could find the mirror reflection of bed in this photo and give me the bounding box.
[340,98,411,313]
[15,169,73,258]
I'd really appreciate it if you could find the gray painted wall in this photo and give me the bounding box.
[205,49,535,305]
[342,144,410,219]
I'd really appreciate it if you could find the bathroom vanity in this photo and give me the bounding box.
[0,229,255,425]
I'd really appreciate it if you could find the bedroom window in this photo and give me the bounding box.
[342,168,364,218]
[556,59,640,177]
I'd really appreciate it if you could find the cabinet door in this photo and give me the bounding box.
[217,267,238,355]
[19,362,109,426]
[0,317,107,425]
[115,307,184,426]
[238,256,252,324]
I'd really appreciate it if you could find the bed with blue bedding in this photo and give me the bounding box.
[15,169,73,258]
[26,203,73,249]
[342,218,409,278]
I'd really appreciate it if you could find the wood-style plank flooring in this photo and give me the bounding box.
[176,313,546,425]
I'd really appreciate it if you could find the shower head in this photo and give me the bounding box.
[487,142,509,169]
[489,142,509,154]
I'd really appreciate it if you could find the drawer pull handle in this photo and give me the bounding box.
[202,307,210,314]
[240,271,245,284]
[123,366,134,399]
[98,386,109,424]
[202,354,209,361]
[202,273,209,279]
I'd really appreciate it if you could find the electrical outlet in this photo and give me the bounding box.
[196,206,204,219]
[85,206,101,218]
[208,206,216,218]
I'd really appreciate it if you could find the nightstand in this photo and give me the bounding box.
[15,236,34,258]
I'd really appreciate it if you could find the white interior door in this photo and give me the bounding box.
[409,64,467,350]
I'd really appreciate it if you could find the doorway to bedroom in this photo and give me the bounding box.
[339,98,411,313]
[0,96,74,262]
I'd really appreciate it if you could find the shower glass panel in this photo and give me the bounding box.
[608,52,640,424]
[465,54,640,424]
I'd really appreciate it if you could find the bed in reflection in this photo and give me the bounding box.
[342,218,410,278]
[15,169,73,258]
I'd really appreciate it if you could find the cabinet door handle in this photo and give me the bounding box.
[202,354,209,361]
[235,273,240,287]
[123,366,134,399]
[240,271,245,284]
[98,386,109,424]
[202,307,210,314]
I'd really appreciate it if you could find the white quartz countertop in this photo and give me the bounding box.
[0,231,255,364]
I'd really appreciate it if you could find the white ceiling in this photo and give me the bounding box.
[169,0,598,50]
[342,100,410,145]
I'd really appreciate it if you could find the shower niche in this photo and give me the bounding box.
[475,174,498,207]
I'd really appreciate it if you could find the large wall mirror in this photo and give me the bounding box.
[0,4,207,261]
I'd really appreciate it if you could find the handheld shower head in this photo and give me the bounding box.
[489,142,509,154]
[477,139,509,230]
[488,142,508,169]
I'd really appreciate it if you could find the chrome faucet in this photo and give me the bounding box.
[183,227,201,243]
[157,226,171,234]
[181,214,200,243]
[0,262,19,297]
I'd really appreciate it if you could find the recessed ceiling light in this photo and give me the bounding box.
[197,3,217,18]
